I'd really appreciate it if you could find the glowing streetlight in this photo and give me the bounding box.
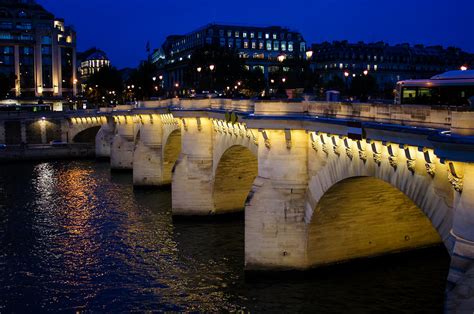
[461,66,468,71]
[159,75,163,80]
[282,77,286,83]
[344,71,350,77]
[152,76,157,81]
[237,81,241,86]
[306,50,314,60]
[363,70,369,76]
[277,55,286,63]
[270,79,275,84]
[175,83,179,88]
[197,67,202,72]
[209,64,215,71]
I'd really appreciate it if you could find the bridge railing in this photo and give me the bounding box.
[306,102,453,129]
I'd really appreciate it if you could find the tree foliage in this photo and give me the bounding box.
[84,66,123,106]
[184,45,265,97]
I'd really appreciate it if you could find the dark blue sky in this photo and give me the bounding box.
[40,0,474,68]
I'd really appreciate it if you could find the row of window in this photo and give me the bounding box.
[217,29,294,41]
[217,38,300,52]
[0,22,33,30]
[321,62,445,72]
[0,32,33,41]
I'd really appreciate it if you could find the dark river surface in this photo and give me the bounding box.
[0,160,450,313]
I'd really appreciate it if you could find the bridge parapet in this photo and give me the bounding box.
[306,101,453,129]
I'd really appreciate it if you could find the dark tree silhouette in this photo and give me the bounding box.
[84,66,123,107]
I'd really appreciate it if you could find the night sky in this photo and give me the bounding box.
[39,0,474,69]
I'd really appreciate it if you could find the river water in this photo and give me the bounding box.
[0,160,450,312]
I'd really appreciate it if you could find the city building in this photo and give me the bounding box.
[0,0,77,102]
[310,41,474,93]
[77,48,110,80]
[153,23,307,93]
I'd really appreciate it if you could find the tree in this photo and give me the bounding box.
[84,66,123,107]
[350,74,378,101]
[126,61,158,101]
[184,45,265,97]
[325,75,345,92]
[0,73,13,98]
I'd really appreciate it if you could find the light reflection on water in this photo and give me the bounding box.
[0,161,449,312]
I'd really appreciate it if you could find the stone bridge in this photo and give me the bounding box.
[2,100,473,310]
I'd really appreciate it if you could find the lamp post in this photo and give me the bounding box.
[209,64,215,93]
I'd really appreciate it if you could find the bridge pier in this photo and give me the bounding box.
[245,129,310,270]
[110,116,134,170]
[172,117,215,215]
[95,118,114,159]
[446,162,474,310]
[133,115,164,186]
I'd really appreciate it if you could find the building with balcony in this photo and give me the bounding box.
[0,0,76,102]
[154,23,307,93]
[310,41,474,93]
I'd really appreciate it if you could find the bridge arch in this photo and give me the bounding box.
[304,149,455,267]
[71,125,102,143]
[213,144,258,214]
[162,128,182,184]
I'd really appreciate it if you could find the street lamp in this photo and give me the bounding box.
[461,66,468,71]
[209,64,215,71]
[305,50,313,60]
[282,77,286,83]
[277,55,286,63]
[159,75,163,80]
[197,67,202,73]
[344,71,350,77]
[152,76,157,81]
[363,70,369,76]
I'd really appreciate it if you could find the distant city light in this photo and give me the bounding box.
[363,70,369,76]
[277,55,286,63]
[344,71,350,77]
[460,66,468,71]
[282,77,286,83]
[209,64,215,71]
[197,67,202,72]
[305,50,313,59]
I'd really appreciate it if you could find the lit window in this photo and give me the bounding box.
[273,41,279,51]
[374,64,378,71]
[339,63,343,69]
[244,40,249,49]
[250,32,255,39]
[227,31,232,37]
[288,41,294,52]
[243,32,247,38]
[265,33,270,39]
[266,41,272,51]
[281,41,286,51]
[251,41,256,49]
[259,41,264,49]
[235,31,239,38]
[273,34,277,40]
